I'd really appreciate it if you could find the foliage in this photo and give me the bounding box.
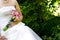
[17,0,60,40]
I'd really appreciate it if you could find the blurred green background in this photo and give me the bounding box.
[17,0,60,40]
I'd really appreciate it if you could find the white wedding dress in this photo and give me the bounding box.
[0,6,42,40]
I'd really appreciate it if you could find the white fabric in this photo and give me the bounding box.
[0,6,42,40]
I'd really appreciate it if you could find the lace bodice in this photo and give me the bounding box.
[0,6,16,29]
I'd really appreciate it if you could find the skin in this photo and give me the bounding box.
[0,0,23,40]
[0,36,7,40]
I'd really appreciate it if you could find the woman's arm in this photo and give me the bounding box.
[9,1,23,27]
[13,1,23,24]
[15,1,22,14]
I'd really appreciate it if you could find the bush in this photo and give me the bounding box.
[17,0,60,40]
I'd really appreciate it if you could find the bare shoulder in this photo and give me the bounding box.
[12,0,16,2]
[11,0,17,5]
[13,0,19,6]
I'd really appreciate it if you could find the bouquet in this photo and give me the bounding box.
[3,10,22,31]
[10,10,22,22]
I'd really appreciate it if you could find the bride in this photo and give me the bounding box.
[0,0,42,40]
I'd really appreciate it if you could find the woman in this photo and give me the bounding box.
[0,0,42,40]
